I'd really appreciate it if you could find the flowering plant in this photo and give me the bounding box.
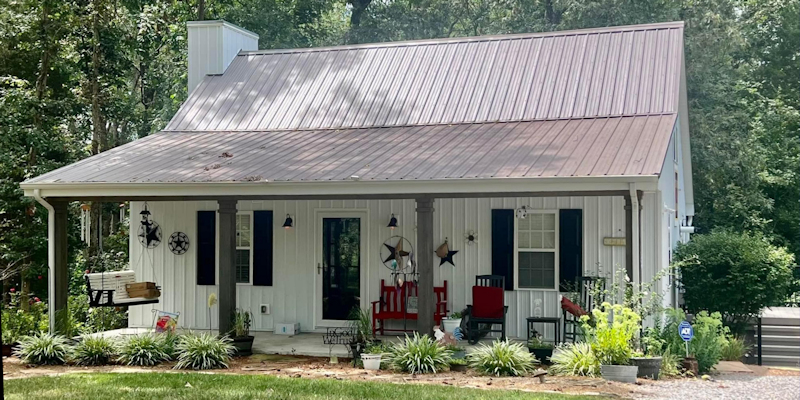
[580,302,640,365]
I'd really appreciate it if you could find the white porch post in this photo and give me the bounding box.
[217,199,237,335]
[416,197,435,336]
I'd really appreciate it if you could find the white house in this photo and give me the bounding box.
[22,20,694,341]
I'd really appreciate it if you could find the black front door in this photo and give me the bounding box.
[322,217,361,320]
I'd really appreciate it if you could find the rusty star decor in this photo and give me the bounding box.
[382,236,410,264]
[436,238,458,267]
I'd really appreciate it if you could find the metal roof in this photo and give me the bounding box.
[166,22,684,132]
[26,114,676,185]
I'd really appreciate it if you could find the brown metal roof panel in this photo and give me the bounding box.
[663,29,682,112]
[516,119,572,177]
[555,117,608,176]
[622,114,663,175]
[573,117,624,176]
[641,114,678,174]
[210,55,273,131]
[500,38,536,121]
[545,35,580,119]
[459,122,520,178]
[540,118,595,177]
[636,30,658,113]
[600,115,648,175]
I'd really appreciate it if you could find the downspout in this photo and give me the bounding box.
[629,184,641,286]
[32,189,57,331]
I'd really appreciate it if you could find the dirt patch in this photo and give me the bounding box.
[2,355,655,398]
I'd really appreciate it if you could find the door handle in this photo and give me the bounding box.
[317,263,321,275]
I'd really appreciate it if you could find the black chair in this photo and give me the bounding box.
[465,275,508,344]
[563,276,605,343]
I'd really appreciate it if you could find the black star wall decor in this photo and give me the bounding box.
[168,232,190,255]
[383,237,410,263]
[435,238,458,267]
[137,203,162,249]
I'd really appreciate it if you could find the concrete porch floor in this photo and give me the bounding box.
[90,328,519,358]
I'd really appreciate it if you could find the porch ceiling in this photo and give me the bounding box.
[22,115,673,199]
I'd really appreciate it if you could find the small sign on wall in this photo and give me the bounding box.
[603,237,627,246]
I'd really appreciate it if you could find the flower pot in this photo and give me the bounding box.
[2,343,17,357]
[631,357,662,380]
[529,348,554,364]
[442,318,462,333]
[600,364,639,383]
[682,356,699,376]
[450,364,468,372]
[231,335,254,356]
[361,354,382,370]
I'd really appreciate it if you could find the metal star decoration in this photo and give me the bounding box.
[435,238,458,267]
[383,237,410,263]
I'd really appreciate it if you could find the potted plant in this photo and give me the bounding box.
[446,344,466,359]
[630,329,664,379]
[361,342,386,370]
[348,307,375,361]
[582,303,640,383]
[229,308,254,356]
[442,311,463,334]
[527,335,554,364]
[449,357,469,372]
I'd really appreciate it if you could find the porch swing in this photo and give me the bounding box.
[84,203,161,308]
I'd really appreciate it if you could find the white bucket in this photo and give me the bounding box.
[361,354,382,370]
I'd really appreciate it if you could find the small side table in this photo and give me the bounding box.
[526,317,561,345]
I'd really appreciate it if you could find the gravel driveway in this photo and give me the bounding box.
[633,374,800,400]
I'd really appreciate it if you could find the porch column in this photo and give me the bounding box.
[416,197,435,336]
[51,200,69,333]
[217,199,237,335]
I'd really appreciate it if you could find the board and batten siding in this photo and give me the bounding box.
[128,196,647,338]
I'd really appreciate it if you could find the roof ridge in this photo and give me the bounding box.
[161,112,679,134]
[239,21,684,57]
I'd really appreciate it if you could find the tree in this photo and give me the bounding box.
[675,230,795,334]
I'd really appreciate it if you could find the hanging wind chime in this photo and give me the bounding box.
[80,203,91,244]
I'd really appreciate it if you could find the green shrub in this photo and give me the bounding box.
[14,333,72,365]
[548,342,599,376]
[2,298,48,344]
[73,336,118,366]
[659,347,681,378]
[581,303,640,365]
[174,333,234,370]
[675,231,795,334]
[118,334,170,366]
[660,308,728,373]
[159,331,180,359]
[721,336,749,361]
[469,339,536,377]
[385,333,451,374]
[449,357,468,366]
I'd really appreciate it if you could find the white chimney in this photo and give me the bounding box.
[187,20,259,95]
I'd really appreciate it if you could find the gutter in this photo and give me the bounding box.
[32,189,57,332]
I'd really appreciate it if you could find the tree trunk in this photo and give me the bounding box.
[198,0,205,20]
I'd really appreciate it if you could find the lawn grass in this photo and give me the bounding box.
[4,372,597,400]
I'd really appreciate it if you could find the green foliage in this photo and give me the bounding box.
[231,308,252,338]
[174,333,234,370]
[73,335,118,366]
[659,348,681,378]
[527,335,554,350]
[2,297,47,344]
[657,309,728,374]
[14,333,72,365]
[548,342,599,377]
[468,339,537,377]
[118,334,170,366]
[363,342,390,354]
[721,336,749,361]
[675,231,795,333]
[449,357,468,366]
[580,303,640,365]
[348,306,372,343]
[386,333,452,374]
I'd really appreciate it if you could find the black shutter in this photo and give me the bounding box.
[491,209,515,291]
[197,210,216,285]
[559,209,583,291]
[252,210,274,286]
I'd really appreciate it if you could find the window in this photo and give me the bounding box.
[235,213,252,284]
[516,212,558,289]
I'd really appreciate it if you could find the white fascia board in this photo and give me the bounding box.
[22,176,658,199]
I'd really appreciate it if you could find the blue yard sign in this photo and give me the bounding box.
[678,321,693,357]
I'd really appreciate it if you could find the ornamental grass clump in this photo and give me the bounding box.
[468,339,536,377]
[386,333,451,374]
[549,342,600,376]
[118,334,170,366]
[174,333,235,370]
[73,335,118,366]
[14,333,72,365]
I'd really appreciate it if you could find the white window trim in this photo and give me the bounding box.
[235,211,254,286]
[513,210,559,291]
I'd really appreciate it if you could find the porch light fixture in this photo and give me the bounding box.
[387,214,398,229]
[282,214,293,229]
